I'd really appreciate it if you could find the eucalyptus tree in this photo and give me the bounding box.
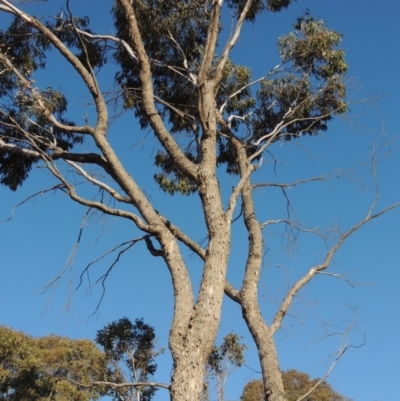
[0,326,105,401]
[0,1,398,401]
[96,317,163,401]
[204,333,246,401]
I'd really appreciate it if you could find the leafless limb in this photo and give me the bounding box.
[70,29,138,62]
[261,219,327,253]
[42,208,90,291]
[268,132,400,334]
[270,200,400,335]
[167,30,197,84]
[0,40,96,135]
[65,160,131,204]
[66,377,170,391]
[249,102,348,162]
[294,307,365,401]
[316,271,375,288]
[42,157,150,230]
[295,334,365,401]
[253,170,345,191]
[83,237,146,316]
[0,183,66,223]
[76,236,147,294]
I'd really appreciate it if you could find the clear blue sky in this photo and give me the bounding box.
[1,1,399,401]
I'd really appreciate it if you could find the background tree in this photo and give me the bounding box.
[203,333,246,401]
[0,1,398,401]
[0,326,105,401]
[95,317,164,401]
[240,370,352,401]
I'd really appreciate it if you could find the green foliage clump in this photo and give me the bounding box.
[0,326,106,401]
[0,3,348,196]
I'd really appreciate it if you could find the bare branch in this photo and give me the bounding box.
[271,200,400,335]
[1,183,66,223]
[88,238,145,315]
[73,27,194,85]
[248,102,348,162]
[295,337,365,401]
[296,310,365,401]
[76,237,147,296]
[167,30,197,85]
[0,136,42,157]
[72,29,138,62]
[316,271,375,288]
[41,156,150,231]
[65,160,131,204]
[66,377,170,391]
[253,170,344,191]
[42,208,91,295]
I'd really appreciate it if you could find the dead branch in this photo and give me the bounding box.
[42,156,151,231]
[270,200,400,335]
[226,164,255,221]
[1,183,66,223]
[42,208,91,295]
[90,239,144,315]
[270,134,400,334]
[252,170,345,191]
[295,335,365,401]
[295,307,365,401]
[76,236,147,294]
[316,271,375,288]
[66,377,170,391]
[65,160,131,204]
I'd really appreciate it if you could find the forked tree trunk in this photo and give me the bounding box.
[168,188,231,401]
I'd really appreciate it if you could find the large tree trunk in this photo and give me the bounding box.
[168,217,231,401]
[168,115,231,400]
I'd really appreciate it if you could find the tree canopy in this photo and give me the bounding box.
[0,2,348,192]
[241,371,352,401]
[95,317,163,401]
[0,326,105,401]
